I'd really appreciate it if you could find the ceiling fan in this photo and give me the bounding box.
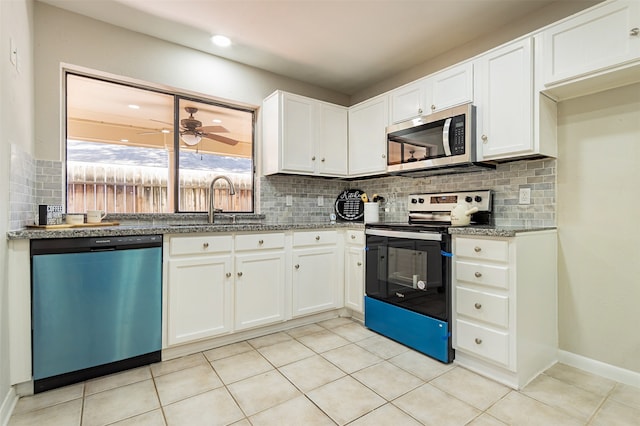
[142,107,239,146]
[180,107,239,146]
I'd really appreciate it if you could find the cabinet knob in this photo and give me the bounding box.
[315,235,320,241]
[351,235,356,239]
[295,264,300,269]
[431,104,436,111]
[312,156,316,161]
[481,135,488,143]
[237,272,243,277]
[630,27,639,36]
[474,338,483,345]
[474,272,482,278]
[258,239,264,245]
[381,154,386,159]
[418,108,423,114]
[357,262,362,266]
[226,272,231,278]
[474,302,482,309]
[474,246,482,252]
[321,158,325,162]
[203,242,209,249]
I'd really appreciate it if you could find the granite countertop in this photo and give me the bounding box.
[6,214,365,240]
[447,225,557,237]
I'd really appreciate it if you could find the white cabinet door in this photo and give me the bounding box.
[390,79,427,123]
[344,245,365,313]
[542,0,640,86]
[476,38,534,160]
[167,254,233,345]
[292,247,341,317]
[348,95,389,176]
[281,93,316,173]
[431,62,474,112]
[317,102,348,176]
[234,251,287,330]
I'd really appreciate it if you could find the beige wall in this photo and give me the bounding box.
[1,0,34,413]
[34,2,350,162]
[557,83,640,373]
[351,1,601,104]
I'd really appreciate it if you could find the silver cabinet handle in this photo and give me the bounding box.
[418,108,423,114]
[630,27,639,36]
[351,235,356,239]
[295,264,300,269]
[237,272,243,277]
[258,239,264,245]
[226,272,231,278]
[357,262,362,266]
[203,242,209,248]
[431,104,436,111]
[475,338,482,345]
[474,246,482,252]
[474,302,482,309]
[315,236,320,241]
[381,154,386,158]
[312,156,316,161]
[474,272,482,278]
[481,135,488,143]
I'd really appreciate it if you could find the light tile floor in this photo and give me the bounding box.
[9,317,640,425]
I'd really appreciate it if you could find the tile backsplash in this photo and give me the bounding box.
[33,156,555,228]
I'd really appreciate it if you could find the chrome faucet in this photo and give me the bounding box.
[208,176,236,223]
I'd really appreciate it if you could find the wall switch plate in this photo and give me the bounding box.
[317,195,324,206]
[285,195,293,206]
[519,187,531,205]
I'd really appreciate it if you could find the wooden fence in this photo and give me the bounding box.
[67,162,252,213]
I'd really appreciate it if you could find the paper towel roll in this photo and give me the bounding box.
[364,202,379,223]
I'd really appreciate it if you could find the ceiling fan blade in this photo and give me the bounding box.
[203,133,239,145]
[149,118,173,126]
[198,125,229,133]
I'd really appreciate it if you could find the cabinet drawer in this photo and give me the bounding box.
[235,233,285,251]
[456,261,509,290]
[456,237,509,262]
[456,319,509,366]
[345,230,365,245]
[456,286,508,328]
[170,235,233,256]
[293,230,338,246]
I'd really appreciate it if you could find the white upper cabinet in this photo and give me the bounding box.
[475,37,557,161]
[541,0,640,87]
[262,91,347,177]
[348,94,389,177]
[390,62,473,123]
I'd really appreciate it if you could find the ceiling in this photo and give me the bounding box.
[39,0,596,96]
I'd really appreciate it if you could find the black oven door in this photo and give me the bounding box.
[365,231,451,321]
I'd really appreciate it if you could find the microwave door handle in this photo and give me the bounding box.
[442,118,452,156]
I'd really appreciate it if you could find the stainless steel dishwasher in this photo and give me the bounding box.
[31,235,162,393]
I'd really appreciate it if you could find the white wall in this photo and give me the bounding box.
[557,83,640,373]
[34,2,349,162]
[1,0,34,418]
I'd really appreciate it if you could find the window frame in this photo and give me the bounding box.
[64,70,256,214]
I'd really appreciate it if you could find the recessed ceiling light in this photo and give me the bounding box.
[161,129,171,134]
[120,139,129,142]
[211,35,231,47]
[128,104,140,110]
[212,119,222,123]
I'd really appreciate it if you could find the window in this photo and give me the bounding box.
[65,73,254,214]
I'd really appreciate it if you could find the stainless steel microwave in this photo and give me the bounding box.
[386,103,494,177]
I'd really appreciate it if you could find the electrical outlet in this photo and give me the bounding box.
[285,195,293,206]
[519,187,531,205]
[317,195,324,206]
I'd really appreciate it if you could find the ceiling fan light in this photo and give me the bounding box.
[181,133,201,146]
[211,35,231,47]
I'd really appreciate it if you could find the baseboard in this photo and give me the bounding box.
[557,350,640,388]
[0,386,18,426]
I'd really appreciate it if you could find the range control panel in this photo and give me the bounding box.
[408,190,492,213]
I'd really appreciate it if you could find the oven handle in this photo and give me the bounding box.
[365,228,443,241]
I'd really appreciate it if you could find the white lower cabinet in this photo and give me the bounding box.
[452,231,557,389]
[233,232,288,331]
[344,230,365,314]
[167,235,234,346]
[291,230,343,317]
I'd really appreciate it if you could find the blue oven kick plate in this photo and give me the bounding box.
[364,296,451,363]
